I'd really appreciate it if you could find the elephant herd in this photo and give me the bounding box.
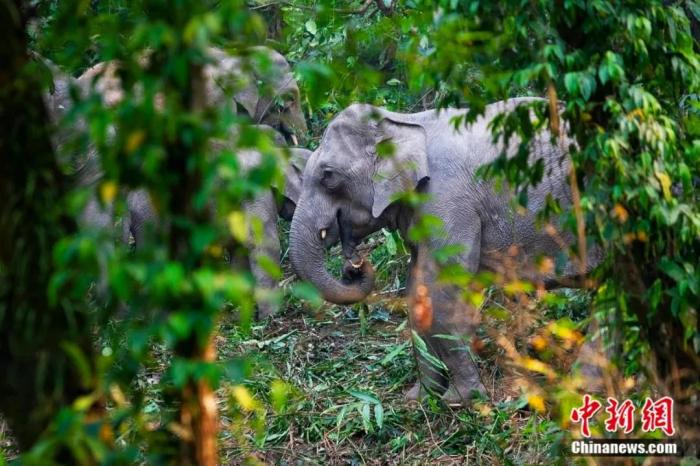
[43,47,601,407]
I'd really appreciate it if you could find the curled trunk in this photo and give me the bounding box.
[289,210,374,305]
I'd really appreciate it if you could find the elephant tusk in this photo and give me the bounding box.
[349,257,364,269]
[320,229,327,240]
[291,134,299,146]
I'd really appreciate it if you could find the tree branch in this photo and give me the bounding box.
[250,0,377,15]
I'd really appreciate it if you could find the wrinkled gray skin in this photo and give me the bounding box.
[206,46,307,144]
[40,60,114,234]
[126,143,311,318]
[289,98,602,405]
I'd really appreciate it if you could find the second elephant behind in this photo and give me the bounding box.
[125,140,311,319]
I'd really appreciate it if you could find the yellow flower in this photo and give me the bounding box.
[655,171,672,201]
[531,335,548,352]
[126,130,146,153]
[227,211,248,243]
[231,385,257,411]
[99,181,117,203]
[612,203,629,223]
[528,394,546,413]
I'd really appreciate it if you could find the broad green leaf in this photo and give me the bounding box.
[305,19,317,36]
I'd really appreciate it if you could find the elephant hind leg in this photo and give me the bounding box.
[406,303,487,406]
[427,219,488,406]
[244,194,282,319]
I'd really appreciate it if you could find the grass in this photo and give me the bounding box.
[214,228,581,465]
[216,303,570,465]
[0,228,589,465]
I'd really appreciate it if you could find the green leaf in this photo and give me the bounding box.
[564,73,578,95]
[291,282,323,307]
[382,228,397,256]
[374,403,384,429]
[380,341,410,365]
[169,311,193,339]
[360,403,372,432]
[579,73,596,100]
[348,390,380,404]
[660,259,686,283]
[305,19,317,36]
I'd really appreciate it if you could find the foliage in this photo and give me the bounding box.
[400,0,700,448]
[2,0,699,463]
[277,0,700,453]
[0,2,101,455]
[5,0,288,463]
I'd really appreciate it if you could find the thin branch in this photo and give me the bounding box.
[250,1,315,12]
[250,0,376,15]
[568,164,587,280]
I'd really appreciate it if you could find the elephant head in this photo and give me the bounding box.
[206,47,307,146]
[289,104,429,304]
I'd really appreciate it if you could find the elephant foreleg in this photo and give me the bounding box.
[430,284,487,406]
[407,219,488,405]
[244,192,282,319]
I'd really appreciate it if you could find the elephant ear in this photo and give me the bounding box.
[371,116,429,218]
[277,148,311,221]
[233,82,260,120]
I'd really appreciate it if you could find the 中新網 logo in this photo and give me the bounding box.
[570,395,675,438]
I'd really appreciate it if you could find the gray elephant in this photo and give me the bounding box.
[288,98,602,405]
[43,48,311,318]
[126,140,311,318]
[73,45,308,238]
[77,46,307,145]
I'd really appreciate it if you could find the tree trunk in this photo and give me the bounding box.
[165,62,219,466]
[0,0,101,454]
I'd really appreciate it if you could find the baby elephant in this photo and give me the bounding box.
[125,141,311,319]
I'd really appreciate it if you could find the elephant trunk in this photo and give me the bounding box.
[289,209,374,305]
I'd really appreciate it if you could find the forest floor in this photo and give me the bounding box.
[214,287,586,465]
[209,227,590,465]
[0,231,590,465]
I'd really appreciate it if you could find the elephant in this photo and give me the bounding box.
[76,46,307,145]
[41,48,311,318]
[288,98,602,405]
[125,138,311,319]
[72,44,308,238]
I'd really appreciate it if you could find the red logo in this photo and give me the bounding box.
[641,396,675,436]
[570,394,602,438]
[570,395,675,438]
[604,397,635,434]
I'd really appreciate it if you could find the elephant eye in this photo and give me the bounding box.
[320,169,341,191]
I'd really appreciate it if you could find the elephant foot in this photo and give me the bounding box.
[441,380,488,407]
[572,359,606,394]
[404,381,429,403]
[404,380,442,403]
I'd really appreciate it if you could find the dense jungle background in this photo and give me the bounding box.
[1,0,699,464]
